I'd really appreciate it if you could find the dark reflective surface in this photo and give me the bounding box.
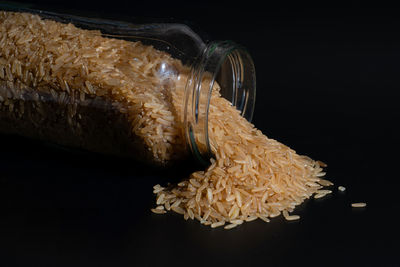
[1,1,399,266]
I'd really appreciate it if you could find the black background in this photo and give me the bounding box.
[1,1,399,266]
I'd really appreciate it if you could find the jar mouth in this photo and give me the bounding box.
[183,41,256,165]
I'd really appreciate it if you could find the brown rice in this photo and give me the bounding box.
[0,11,188,166]
[0,11,332,229]
[351,203,366,208]
[153,89,330,227]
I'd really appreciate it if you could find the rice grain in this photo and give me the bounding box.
[211,221,225,228]
[224,223,238,230]
[151,208,167,214]
[351,202,367,208]
[338,186,346,192]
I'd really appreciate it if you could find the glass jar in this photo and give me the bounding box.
[0,4,256,166]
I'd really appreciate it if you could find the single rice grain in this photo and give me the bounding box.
[351,202,367,208]
[338,186,346,192]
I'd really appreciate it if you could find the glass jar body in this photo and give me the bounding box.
[0,4,256,165]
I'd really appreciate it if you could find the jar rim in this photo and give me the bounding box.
[183,40,256,165]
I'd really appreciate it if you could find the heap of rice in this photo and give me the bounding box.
[153,90,330,228]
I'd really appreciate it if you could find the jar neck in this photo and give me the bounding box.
[183,41,256,165]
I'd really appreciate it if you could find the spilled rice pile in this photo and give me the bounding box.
[152,91,334,229]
